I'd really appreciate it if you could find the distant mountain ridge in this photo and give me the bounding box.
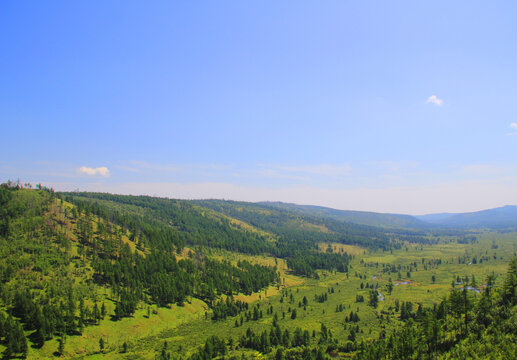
[414,213,457,223]
[258,202,517,230]
[415,205,517,229]
[258,201,430,229]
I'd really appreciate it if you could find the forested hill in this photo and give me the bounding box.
[60,192,374,277]
[61,193,445,277]
[63,193,427,254]
[3,184,517,359]
[258,202,429,229]
[192,199,393,249]
[192,199,436,247]
[0,184,280,358]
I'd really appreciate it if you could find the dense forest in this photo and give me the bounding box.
[193,200,454,249]
[62,193,356,277]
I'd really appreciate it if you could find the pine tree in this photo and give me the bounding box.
[58,336,65,355]
[291,309,297,319]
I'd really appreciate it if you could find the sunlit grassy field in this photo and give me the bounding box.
[26,230,517,359]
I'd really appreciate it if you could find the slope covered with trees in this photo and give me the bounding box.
[63,193,357,277]
[193,200,435,250]
[2,183,516,359]
[259,202,429,229]
[0,184,279,358]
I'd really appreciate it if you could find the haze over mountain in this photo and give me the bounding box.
[415,205,517,229]
[266,201,517,230]
[258,202,430,229]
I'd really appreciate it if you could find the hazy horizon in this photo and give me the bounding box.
[7,179,512,217]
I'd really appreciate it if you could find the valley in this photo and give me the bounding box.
[1,183,516,359]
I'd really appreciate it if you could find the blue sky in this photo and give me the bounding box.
[1,1,517,214]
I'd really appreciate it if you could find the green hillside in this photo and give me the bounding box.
[192,199,435,250]
[0,185,280,358]
[1,183,517,359]
[259,202,429,229]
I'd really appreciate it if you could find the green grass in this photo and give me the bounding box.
[26,231,517,359]
[29,297,208,359]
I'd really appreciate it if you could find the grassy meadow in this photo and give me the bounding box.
[22,230,514,359]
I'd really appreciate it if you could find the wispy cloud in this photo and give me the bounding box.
[273,164,351,176]
[509,122,517,136]
[129,161,183,172]
[253,164,352,181]
[427,95,444,106]
[460,164,499,175]
[78,166,110,177]
[115,165,141,173]
[374,161,420,173]
[120,161,234,174]
[254,168,306,181]
[116,161,351,182]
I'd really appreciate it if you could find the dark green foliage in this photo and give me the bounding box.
[189,335,227,360]
[57,336,64,355]
[290,309,297,319]
[345,311,360,323]
[287,252,351,277]
[502,257,517,306]
[193,200,400,250]
[64,193,359,278]
[238,323,311,354]
[314,292,328,303]
[114,289,138,319]
[0,184,279,353]
[368,290,379,308]
[399,301,413,321]
[1,314,28,358]
[211,297,247,321]
[356,257,517,359]
[63,193,273,255]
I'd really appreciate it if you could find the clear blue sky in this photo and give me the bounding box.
[2,1,517,214]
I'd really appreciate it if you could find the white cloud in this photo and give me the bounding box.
[78,166,110,177]
[427,95,444,106]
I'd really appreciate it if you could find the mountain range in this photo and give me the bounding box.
[258,202,517,230]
